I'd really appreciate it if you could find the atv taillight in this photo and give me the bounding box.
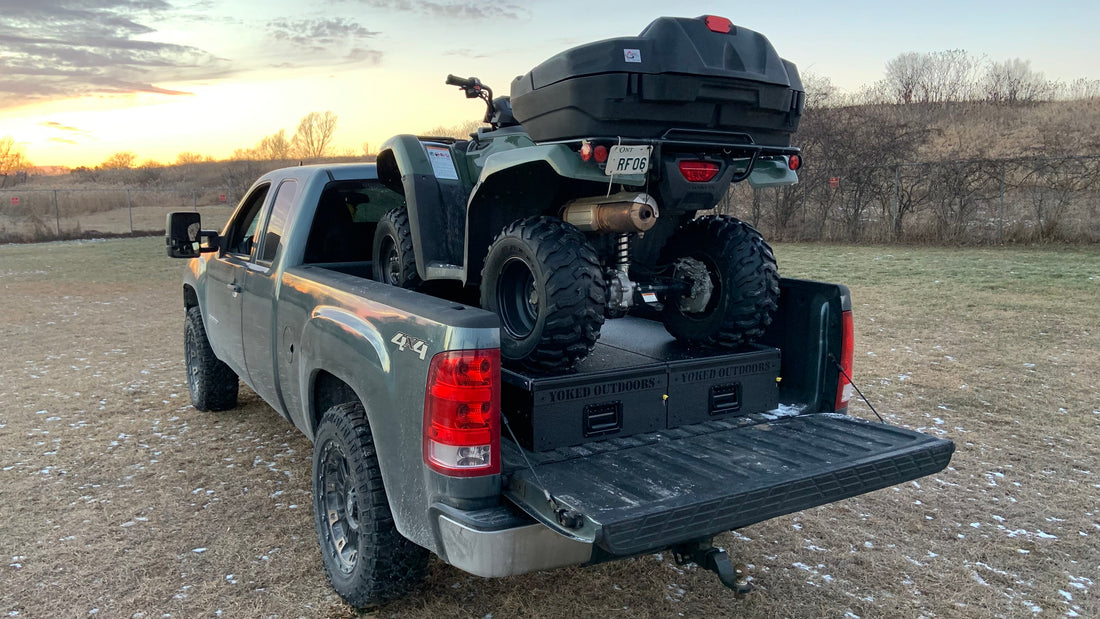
[679,160,720,182]
[705,15,733,33]
[424,349,500,476]
[594,145,609,163]
[579,142,593,162]
[835,310,854,411]
[788,154,802,171]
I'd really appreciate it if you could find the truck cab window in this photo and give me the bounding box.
[226,184,271,257]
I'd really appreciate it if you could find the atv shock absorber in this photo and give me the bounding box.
[606,233,635,318]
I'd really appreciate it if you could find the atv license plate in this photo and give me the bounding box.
[605,145,652,176]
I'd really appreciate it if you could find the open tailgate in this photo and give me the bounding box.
[502,414,954,556]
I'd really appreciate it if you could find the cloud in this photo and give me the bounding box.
[40,121,91,134]
[342,0,527,20]
[49,137,80,145]
[0,0,231,108]
[263,17,384,68]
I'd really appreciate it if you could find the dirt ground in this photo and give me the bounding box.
[1,237,1097,618]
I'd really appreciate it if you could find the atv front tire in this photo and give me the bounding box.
[184,306,238,411]
[312,402,429,608]
[481,217,604,372]
[372,208,421,289]
[659,215,779,349]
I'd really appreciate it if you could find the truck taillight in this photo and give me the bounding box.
[424,349,500,476]
[835,310,854,411]
[678,160,720,182]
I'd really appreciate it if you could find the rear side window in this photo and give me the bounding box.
[258,179,298,264]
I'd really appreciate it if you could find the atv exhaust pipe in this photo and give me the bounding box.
[561,192,658,233]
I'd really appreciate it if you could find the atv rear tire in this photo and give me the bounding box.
[184,306,238,411]
[312,402,429,608]
[659,215,779,349]
[372,208,421,289]
[481,217,604,372]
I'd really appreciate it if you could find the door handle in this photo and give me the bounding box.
[227,283,242,294]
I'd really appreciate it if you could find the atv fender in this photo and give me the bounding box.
[463,145,645,285]
[377,135,471,281]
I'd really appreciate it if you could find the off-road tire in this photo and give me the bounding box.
[372,208,421,289]
[312,402,429,608]
[659,215,779,349]
[481,216,605,372]
[184,306,238,411]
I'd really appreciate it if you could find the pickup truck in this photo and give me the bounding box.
[165,162,954,608]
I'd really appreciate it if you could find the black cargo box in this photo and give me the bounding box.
[501,317,781,452]
[510,16,804,146]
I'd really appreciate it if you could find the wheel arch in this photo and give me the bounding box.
[464,160,600,285]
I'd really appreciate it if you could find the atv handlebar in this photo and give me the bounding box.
[446,74,496,126]
[446,74,477,89]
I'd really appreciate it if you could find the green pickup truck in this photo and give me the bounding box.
[166,162,954,608]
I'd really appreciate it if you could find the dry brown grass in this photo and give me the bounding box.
[1,238,1097,618]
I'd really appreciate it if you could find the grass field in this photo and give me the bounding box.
[1,238,1097,618]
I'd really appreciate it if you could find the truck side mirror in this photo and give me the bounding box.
[166,212,219,258]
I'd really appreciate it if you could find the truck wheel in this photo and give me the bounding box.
[481,216,604,372]
[372,208,421,289]
[312,402,428,608]
[184,306,238,411]
[659,215,779,349]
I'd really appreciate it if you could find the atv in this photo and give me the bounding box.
[374,15,804,372]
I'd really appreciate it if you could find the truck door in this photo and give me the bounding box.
[204,183,270,376]
[240,178,299,408]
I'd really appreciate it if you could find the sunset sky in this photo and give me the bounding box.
[1,0,1097,168]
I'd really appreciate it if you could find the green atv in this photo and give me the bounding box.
[374,15,804,372]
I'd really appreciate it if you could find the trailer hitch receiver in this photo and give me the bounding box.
[673,542,753,596]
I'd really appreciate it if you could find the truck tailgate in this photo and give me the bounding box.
[502,414,954,556]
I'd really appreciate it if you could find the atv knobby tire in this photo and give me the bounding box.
[372,208,421,289]
[481,217,604,372]
[659,215,779,349]
[312,402,429,608]
[184,306,238,411]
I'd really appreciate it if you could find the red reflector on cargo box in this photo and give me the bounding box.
[705,15,733,33]
[593,145,609,163]
[788,154,802,171]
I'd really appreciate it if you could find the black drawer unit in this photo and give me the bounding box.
[501,317,782,451]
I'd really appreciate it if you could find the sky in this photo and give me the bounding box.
[1,0,1097,168]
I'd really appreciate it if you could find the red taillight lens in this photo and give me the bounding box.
[424,349,500,476]
[593,145,609,163]
[835,310,854,411]
[678,160,720,182]
[579,142,593,162]
[788,154,802,171]
[705,15,733,33]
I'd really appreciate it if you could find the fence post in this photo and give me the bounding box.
[893,165,900,240]
[127,189,133,234]
[53,189,60,239]
[192,189,197,212]
[998,164,1006,243]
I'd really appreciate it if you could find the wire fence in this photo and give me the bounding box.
[0,187,236,243]
[718,154,1100,244]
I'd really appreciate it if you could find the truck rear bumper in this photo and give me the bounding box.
[434,507,592,578]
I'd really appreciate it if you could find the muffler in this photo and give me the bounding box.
[561,192,658,233]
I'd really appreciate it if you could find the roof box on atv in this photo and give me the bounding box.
[510,16,804,146]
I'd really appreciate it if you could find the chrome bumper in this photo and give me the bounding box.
[436,514,593,578]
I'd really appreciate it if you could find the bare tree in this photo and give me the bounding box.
[258,129,293,160]
[292,111,338,159]
[982,59,1051,103]
[0,136,33,188]
[100,151,137,169]
[801,72,838,109]
[175,152,205,165]
[884,52,926,104]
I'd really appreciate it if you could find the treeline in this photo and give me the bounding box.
[810,50,1100,107]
